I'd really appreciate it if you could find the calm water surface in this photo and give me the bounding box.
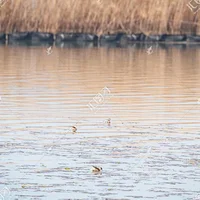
[0,44,200,200]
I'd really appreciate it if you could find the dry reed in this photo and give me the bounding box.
[0,0,200,35]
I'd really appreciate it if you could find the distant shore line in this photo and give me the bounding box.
[1,32,200,44]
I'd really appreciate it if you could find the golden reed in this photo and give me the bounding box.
[0,0,200,35]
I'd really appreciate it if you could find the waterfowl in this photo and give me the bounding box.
[147,46,153,55]
[107,118,111,126]
[72,126,77,133]
[46,46,52,55]
[0,0,7,8]
[91,166,102,173]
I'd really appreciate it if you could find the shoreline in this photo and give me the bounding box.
[1,32,200,44]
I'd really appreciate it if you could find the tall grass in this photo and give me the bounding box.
[0,0,200,35]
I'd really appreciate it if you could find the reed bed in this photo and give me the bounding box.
[0,0,200,35]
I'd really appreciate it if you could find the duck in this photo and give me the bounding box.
[72,126,77,133]
[46,46,53,55]
[147,46,153,55]
[107,118,111,126]
[0,0,7,8]
[91,166,102,173]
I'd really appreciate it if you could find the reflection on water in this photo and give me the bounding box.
[0,44,200,199]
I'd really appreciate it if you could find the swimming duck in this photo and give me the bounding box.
[107,118,111,126]
[91,166,102,173]
[72,126,77,133]
[147,46,153,55]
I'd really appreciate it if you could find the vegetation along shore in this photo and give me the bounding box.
[1,0,200,44]
[0,0,200,35]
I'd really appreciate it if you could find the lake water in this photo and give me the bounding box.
[0,43,200,200]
